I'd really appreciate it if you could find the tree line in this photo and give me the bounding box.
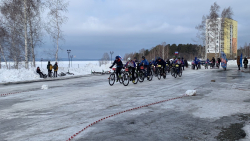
[238,43,250,58]
[0,0,68,69]
[123,43,205,61]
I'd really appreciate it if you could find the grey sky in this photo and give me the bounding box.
[38,0,250,60]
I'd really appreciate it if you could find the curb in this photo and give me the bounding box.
[0,74,92,86]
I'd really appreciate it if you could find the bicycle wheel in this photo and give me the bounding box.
[179,69,182,77]
[109,73,115,86]
[123,73,129,86]
[163,73,166,79]
[148,71,153,81]
[119,73,124,84]
[171,68,174,76]
[157,69,161,80]
[138,71,144,82]
[174,70,177,78]
[132,73,138,84]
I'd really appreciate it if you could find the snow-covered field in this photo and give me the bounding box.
[0,66,250,141]
[0,61,111,83]
[0,59,249,83]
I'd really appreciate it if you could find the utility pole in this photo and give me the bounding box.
[67,50,71,68]
[110,51,114,63]
[70,55,73,67]
[41,58,43,68]
[162,42,166,60]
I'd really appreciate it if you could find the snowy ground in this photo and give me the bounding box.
[1,66,250,141]
[1,60,249,84]
[0,61,111,83]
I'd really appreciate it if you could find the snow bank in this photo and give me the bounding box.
[0,61,111,83]
[41,85,48,90]
[185,90,196,96]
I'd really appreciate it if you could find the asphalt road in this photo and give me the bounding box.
[1,66,250,141]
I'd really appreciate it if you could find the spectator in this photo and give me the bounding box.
[53,62,58,77]
[47,61,53,77]
[36,67,44,78]
[237,56,240,70]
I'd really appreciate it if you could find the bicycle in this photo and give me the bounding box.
[108,68,124,86]
[155,65,166,80]
[173,64,182,78]
[140,66,153,81]
[122,68,139,86]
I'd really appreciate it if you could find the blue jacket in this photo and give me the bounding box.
[139,59,149,66]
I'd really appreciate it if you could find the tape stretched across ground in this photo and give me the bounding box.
[66,94,189,141]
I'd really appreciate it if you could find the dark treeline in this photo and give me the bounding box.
[124,44,205,61]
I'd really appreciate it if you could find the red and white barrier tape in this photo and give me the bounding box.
[0,90,35,97]
[66,94,190,141]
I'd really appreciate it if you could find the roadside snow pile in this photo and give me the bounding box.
[0,68,40,83]
[0,61,111,83]
[185,90,197,96]
[41,85,48,90]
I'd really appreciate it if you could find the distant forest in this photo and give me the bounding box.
[123,43,205,61]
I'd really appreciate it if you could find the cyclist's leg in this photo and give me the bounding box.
[132,67,135,80]
[146,65,150,77]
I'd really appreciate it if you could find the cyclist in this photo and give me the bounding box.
[174,57,183,72]
[124,57,136,83]
[139,56,150,78]
[110,56,124,82]
[155,57,166,73]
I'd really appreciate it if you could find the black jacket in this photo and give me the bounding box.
[155,59,166,66]
[110,59,123,68]
[243,58,248,64]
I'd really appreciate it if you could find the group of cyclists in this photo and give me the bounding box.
[191,57,223,70]
[109,55,186,86]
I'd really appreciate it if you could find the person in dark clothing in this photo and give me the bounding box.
[166,59,170,66]
[47,61,53,77]
[237,56,240,70]
[110,56,124,82]
[181,57,185,70]
[211,57,216,68]
[36,67,44,78]
[154,57,166,74]
[139,56,150,78]
[53,62,58,77]
[184,59,188,68]
[243,57,248,68]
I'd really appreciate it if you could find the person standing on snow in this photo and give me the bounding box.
[53,62,58,77]
[47,61,53,77]
[237,56,241,70]
[243,57,248,69]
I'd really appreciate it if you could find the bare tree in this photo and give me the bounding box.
[207,2,220,59]
[46,0,68,62]
[27,0,43,67]
[99,52,110,66]
[221,6,234,59]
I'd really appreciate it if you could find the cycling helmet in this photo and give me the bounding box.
[152,59,154,61]
[115,56,119,59]
[127,57,131,61]
[142,56,145,59]
[157,57,161,60]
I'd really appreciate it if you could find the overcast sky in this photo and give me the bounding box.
[38,0,250,60]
